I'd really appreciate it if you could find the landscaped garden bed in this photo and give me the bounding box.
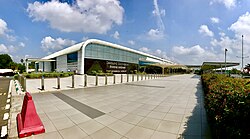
[201,74,250,138]
[14,72,74,79]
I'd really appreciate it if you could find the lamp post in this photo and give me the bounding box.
[225,48,228,74]
[242,35,244,69]
[236,35,249,71]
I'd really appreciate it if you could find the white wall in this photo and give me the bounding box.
[77,50,83,74]
[56,55,67,72]
[38,62,51,72]
[44,62,51,72]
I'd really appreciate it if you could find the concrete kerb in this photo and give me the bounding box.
[2,79,25,138]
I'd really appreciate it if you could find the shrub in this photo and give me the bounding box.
[22,72,74,78]
[14,74,19,80]
[201,74,250,138]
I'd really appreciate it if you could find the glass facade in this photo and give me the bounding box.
[67,52,78,63]
[85,43,147,64]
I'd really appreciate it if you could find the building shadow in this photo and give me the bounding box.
[178,76,212,139]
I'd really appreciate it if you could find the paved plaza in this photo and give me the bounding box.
[9,74,211,139]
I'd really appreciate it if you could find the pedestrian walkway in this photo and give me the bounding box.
[9,74,211,139]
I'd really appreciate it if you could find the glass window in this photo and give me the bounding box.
[67,52,78,63]
[85,49,91,57]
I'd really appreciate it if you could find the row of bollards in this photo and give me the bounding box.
[40,74,166,90]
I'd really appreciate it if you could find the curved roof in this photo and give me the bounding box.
[42,39,175,65]
[42,42,84,60]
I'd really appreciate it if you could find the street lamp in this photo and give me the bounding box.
[236,35,249,71]
[225,48,228,74]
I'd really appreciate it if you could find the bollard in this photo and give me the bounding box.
[121,74,123,83]
[132,74,134,81]
[113,75,116,84]
[72,74,74,88]
[84,74,87,87]
[41,76,44,90]
[141,74,143,80]
[23,77,26,91]
[145,74,147,80]
[127,74,129,82]
[137,74,139,81]
[57,76,60,89]
[95,75,98,86]
[105,75,107,85]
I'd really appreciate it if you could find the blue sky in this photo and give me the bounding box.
[1,0,250,66]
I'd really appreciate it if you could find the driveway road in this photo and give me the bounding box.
[0,77,11,137]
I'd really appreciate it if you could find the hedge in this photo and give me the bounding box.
[21,72,74,79]
[201,74,250,138]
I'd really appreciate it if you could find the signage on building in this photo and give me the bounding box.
[106,61,128,73]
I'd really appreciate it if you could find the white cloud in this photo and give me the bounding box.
[172,45,205,55]
[139,47,171,60]
[210,17,220,24]
[27,0,124,34]
[0,44,19,53]
[146,0,165,40]
[153,9,165,17]
[139,47,150,53]
[211,12,250,59]
[0,19,15,41]
[199,25,214,37]
[229,12,250,42]
[147,29,164,40]
[19,42,25,47]
[152,0,165,31]
[210,0,237,9]
[82,37,89,41]
[0,19,8,36]
[0,44,9,53]
[172,45,218,64]
[128,40,135,45]
[155,49,162,55]
[41,36,76,52]
[111,31,119,39]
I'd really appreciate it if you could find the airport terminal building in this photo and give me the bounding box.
[36,39,175,74]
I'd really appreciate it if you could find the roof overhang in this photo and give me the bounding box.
[201,62,240,70]
[27,58,56,62]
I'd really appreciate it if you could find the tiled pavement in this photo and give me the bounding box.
[11,74,211,139]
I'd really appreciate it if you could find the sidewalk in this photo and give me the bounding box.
[9,74,211,139]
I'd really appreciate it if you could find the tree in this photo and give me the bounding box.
[231,68,240,74]
[29,62,35,69]
[9,62,18,70]
[17,63,26,73]
[0,54,13,68]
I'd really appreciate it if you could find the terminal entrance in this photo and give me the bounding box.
[84,58,164,74]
